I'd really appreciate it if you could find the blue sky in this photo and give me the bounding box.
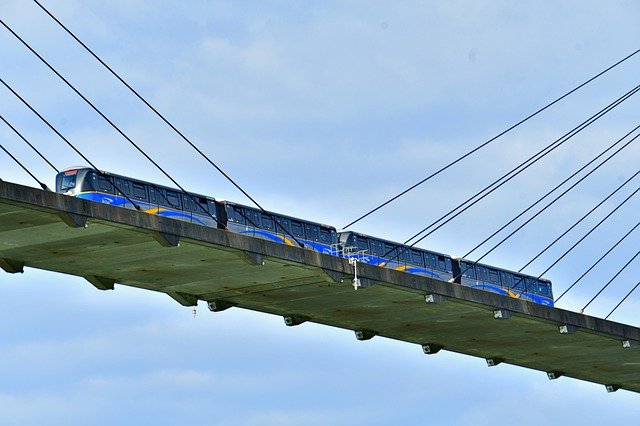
[1,1,640,424]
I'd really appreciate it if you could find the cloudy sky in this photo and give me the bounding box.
[1,0,640,424]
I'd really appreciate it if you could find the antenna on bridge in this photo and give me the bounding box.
[343,246,367,290]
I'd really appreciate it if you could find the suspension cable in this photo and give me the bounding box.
[536,184,640,280]
[0,76,168,216]
[404,84,640,250]
[555,220,640,302]
[0,114,59,172]
[380,83,640,266]
[581,249,640,313]
[452,162,640,289]
[28,1,304,247]
[605,279,640,319]
[0,18,235,230]
[342,47,640,230]
[0,141,50,190]
[520,169,640,273]
[462,125,640,261]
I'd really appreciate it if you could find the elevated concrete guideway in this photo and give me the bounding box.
[1,180,639,393]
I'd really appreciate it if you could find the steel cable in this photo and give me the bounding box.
[0,114,59,172]
[581,249,640,313]
[29,1,304,246]
[555,220,640,303]
[380,83,640,266]
[0,141,50,190]
[342,47,640,230]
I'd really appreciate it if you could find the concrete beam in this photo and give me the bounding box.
[240,251,265,266]
[84,275,115,291]
[0,258,24,274]
[152,231,180,247]
[322,268,343,284]
[167,291,198,307]
[57,211,87,228]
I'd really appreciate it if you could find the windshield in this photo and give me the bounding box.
[59,171,77,191]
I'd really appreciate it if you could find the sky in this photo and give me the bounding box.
[1,0,640,424]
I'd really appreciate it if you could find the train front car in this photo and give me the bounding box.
[55,167,219,227]
[455,259,554,306]
[220,201,338,255]
[338,231,455,282]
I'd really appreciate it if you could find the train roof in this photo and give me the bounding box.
[458,256,552,283]
[60,167,216,201]
[219,200,337,231]
[337,230,453,259]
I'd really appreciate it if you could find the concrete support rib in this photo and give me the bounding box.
[57,211,87,228]
[322,268,343,284]
[0,258,24,273]
[3,181,640,393]
[167,291,198,307]
[152,231,180,247]
[239,251,265,266]
[85,275,115,291]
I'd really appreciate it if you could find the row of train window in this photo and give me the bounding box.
[350,235,453,272]
[91,173,215,214]
[227,205,336,244]
[460,261,551,296]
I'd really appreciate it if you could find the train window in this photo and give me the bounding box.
[487,268,500,284]
[306,224,320,241]
[319,228,331,244]
[114,178,123,195]
[166,190,181,209]
[537,282,549,296]
[155,188,164,205]
[261,213,275,230]
[291,220,304,237]
[444,258,453,273]
[133,182,148,200]
[500,272,512,287]
[97,175,114,193]
[59,171,76,191]
[195,197,209,215]
[512,275,526,290]
[356,236,369,251]
[247,210,260,227]
[425,254,436,269]
[149,187,157,203]
[461,262,475,278]
[411,250,424,267]
[480,267,488,280]
[369,240,379,255]
[398,247,410,262]
[436,255,447,271]
[231,206,245,223]
[525,278,536,292]
[276,217,290,234]
[384,243,397,259]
